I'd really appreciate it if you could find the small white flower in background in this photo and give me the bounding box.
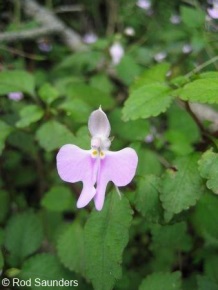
[145,134,154,143]
[8,92,23,101]
[182,44,192,54]
[109,42,124,65]
[136,0,151,10]
[154,51,167,62]
[37,38,53,52]
[207,1,218,19]
[170,14,181,24]
[83,32,98,44]
[124,27,135,36]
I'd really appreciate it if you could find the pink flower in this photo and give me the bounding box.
[83,32,98,44]
[56,107,138,211]
[208,2,218,19]
[8,92,23,101]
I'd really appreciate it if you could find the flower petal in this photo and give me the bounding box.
[88,107,111,138]
[56,144,96,183]
[94,147,138,210]
[77,184,96,208]
[56,144,99,208]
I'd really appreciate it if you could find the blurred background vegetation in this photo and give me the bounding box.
[1,0,218,289]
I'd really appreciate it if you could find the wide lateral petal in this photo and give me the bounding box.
[56,144,97,184]
[94,147,138,210]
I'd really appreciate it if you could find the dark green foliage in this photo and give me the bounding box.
[1,0,218,289]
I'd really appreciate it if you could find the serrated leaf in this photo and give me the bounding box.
[0,120,12,154]
[4,211,43,265]
[160,154,204,219]
[38,83,59,104]
[122,83,172,121]
[198,150,218,194]
[132,63,170,90]
[139,272,182,290]
[41,185,75,212]
[20,253,76,290]
[181,6,205,29]
[84,190,133,290]
[66,83,115,109]
[16,105,44,128]
[0,70,35,96]
[179,79,218,104]
[57,222,85,276]
[150,222,192,271]
[192,193,218,243]
[36,120,75,151]
[135,175,162,223]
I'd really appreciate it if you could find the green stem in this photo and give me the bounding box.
[185,55,218,79]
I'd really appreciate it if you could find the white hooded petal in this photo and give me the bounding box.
[88,107,111,138]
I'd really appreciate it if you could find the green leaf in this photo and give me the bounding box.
[122,83,172,121]
[58,50,102,72]
[160,154,204,219]
[90,74,114,94]
[181,6,205,29]
[66,83,115,110]
[165,130,193,155]
[198,150,218,194]
[179,78,218,104]
[57,222,85,276]
[167,104,200,145]
[4,211,43,265]
[38,83,59,104]
[110,109,150,141]
[16,105,44,128]
[132,63,170,90]
[150,222,192,271]
[133,145,162,176]
[73,126,90,149]
[204,255,218,284]
[0,190,10,223]
[139,272,182,290]
[36,120,75,151]
[197,275,218,290]
[135,175,162,223]
[116,55,142,85]
[59,98,92,124]
[20,253,77,290]
[0,70,35,96]
[41,185,75,212]
[192,193,218,243]
[84,190,133,290]
[0,120,12,154]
